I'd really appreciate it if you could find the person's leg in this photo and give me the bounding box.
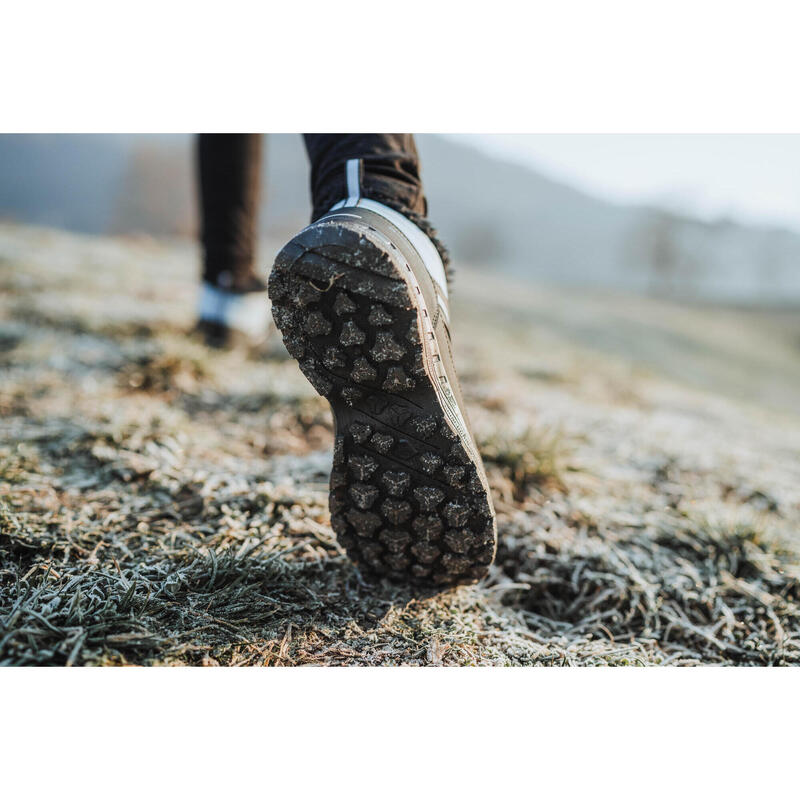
[196,133,267,345]
[198,133,264,291]
[268,133,495,586]
[303,134,450,277]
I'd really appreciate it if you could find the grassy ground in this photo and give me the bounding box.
[2,223,800,665]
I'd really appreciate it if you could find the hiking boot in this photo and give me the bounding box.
[268,197,496,586]
[195,280,269,349]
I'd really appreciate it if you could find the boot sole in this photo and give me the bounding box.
[268,219,496,586]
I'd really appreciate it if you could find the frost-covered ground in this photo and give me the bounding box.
[2,223,799,665]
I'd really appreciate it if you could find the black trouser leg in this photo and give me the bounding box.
[197,133,264,293]
[303,134,427,221]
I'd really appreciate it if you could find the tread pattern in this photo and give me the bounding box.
[268,223,495,586]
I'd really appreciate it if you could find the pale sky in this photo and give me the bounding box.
[459,134,800,233]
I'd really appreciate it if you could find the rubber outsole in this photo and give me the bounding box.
[268,219,496,586]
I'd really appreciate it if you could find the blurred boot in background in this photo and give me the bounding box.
[196,133,268,348]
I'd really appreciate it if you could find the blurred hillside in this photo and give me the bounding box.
[2,134,800,304]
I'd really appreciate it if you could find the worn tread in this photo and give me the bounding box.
[268,222,495,586]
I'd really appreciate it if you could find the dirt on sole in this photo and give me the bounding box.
[268,216,495,586]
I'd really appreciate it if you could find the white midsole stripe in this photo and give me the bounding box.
[345,158,361,206]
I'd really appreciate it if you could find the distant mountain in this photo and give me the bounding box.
[1,133,799,304]
[417,135,800,304]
